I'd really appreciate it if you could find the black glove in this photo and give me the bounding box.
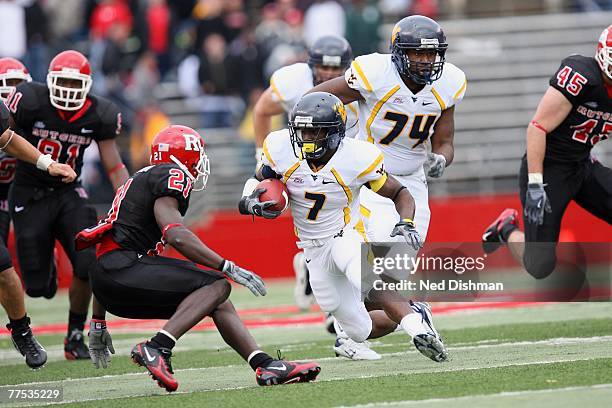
[524,183,551,225]
[238,188,281,219]
[390,219,423,251]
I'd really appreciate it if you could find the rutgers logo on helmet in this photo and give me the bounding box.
[0,58,31,102]
[47,50,93,111]
[390,15,448,85]
[150,125,210,191]
[596,25,612,80]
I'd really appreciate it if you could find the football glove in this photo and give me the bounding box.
[391,219,423,251]
[425,152,446,178]
[524,183,551,225]
[223,260,267,296]
[238,188,281,219]
[88,319,115,369]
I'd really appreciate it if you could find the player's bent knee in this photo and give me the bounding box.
[342,320,372,343]
[524,253,556,279]
[25,287,49,298]
[209,278,231,302]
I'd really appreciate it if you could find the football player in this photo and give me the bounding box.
[0,101,77,368]
[308,15,466,246]
[240,92,448,363]
[5,50,129,360]
[77,125,320,392]
[253,35,359,318]
[482,25,611,278]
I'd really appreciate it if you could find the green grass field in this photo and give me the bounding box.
[1,280,611,407]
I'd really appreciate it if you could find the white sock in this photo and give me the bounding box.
[400,313,426,338]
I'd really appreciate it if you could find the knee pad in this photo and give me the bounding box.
[341,319,372,343]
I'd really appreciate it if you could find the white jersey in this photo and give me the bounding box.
[262,129,386,241]
[270,62,360,138]
[345,53,467,175]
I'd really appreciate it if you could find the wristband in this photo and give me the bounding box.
[219,259,228,272]
[36,154,54,171]
[528,173,543,184]
[0,130,15,150]
[401,218,414,224]
[90,319,107,330]
[242,178,259,197]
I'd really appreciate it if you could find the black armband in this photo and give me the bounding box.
[391,186,406,202]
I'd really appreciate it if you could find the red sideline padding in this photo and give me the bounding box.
[10,193,610,285]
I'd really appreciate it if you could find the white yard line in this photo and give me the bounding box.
[337,384,612,408]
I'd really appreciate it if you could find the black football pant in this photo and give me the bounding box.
[91,250,222,319]
[0,206,12,272]
[9,184,97,297]
[519,156,612,279]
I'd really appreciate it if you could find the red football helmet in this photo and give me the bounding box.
[597,25,612,81]
[47,50,93,111]
[0,57,31,102]
[150,125,210,191]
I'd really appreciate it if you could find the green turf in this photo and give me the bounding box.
[58,359,612,408]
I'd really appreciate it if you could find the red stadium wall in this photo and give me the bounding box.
[13,193,608,287]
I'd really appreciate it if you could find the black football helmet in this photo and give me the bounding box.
[308,36,353,85]
[390,15,448,84]
[289,92,347,160]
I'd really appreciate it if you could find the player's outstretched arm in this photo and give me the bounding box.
[427,106,455,178]
[154,196,267,296]
[374,175,422,250]
[308,77,362,105]
[253,88,284,150]
[524,87,572,225]
[98,139,130,191]
[0,127,77,182]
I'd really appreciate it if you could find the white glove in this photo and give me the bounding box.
[425,153,446,178]
[222,260,267,296]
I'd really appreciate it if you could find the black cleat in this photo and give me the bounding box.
[7,320,47,369]
[64,329,90,360]
[256,359,321,386]
[482,208,519,254]
[131,341,178,392]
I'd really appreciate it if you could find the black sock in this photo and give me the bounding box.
[9,314,30,334]
[148,332,176,350]
[248,352,274,371]
[67,311,87,336]
[500,222,519,242]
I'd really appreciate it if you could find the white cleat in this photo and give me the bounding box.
[293,252,315,311]
[410,301,448,362]
[334,336,382,360]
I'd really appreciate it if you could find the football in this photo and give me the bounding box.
[257,178,289,213]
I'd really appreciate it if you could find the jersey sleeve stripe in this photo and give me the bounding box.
[348,102,358,117]
[352,61,373,92]
[431,87,446,110]
[269,78,284,102]
[262,138,276,167]
[357,153,384,179]
[282,161,300,183]
[330,168,352,227]
[354,218,368,242]
[359,204,371,219]
[453,79,467,100]
[367,173,388,193]
[366,85,401,143]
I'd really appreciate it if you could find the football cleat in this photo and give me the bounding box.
[256,358,321,386]
[334,336,381,360]
[482,208,519,254]
[293,252,315,311]
[7,320,47,369]
[131,341,178,392]
[64,329,90,360]
[410,301,447,362]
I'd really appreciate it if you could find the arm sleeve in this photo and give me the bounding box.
[548,57,593,105]
[96,102,122,141]
[149,165,191,214]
